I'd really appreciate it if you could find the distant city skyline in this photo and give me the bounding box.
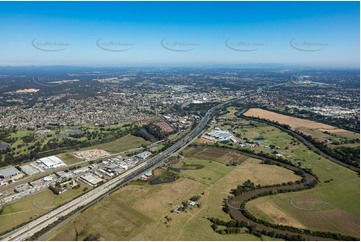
[0,1,359,68]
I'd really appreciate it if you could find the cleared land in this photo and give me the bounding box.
[183,147,248,165]
[45,150,299,241]
[45,178,209,241]
[73,149,110,161]
[171,148,249,184]
[196,137,216,145]
[55,152,82,165]
[247,201,306,228]
[244,108,359,140]
[87,134,149,153]
[171,157,233,184]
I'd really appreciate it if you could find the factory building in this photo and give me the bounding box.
[35,156,67,170]
[0,166,22,179]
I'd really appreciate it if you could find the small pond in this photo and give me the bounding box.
[219,140,230,145]
[254,137,265,141]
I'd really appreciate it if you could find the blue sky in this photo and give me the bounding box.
[0,1,359,67]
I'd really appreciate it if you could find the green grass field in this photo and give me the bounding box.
[246,179,360,237]
[56,153,82,165]
[88,134,149,153]
[171,157,234,184]
[220,106,239,118]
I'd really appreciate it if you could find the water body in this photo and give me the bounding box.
[219,140,230,145]
[255,137,265,141]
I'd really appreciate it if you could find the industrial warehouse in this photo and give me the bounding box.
[35,156,67,171]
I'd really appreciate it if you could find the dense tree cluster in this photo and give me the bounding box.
[208,217,245,235]
[149,170,180,185]
[83,233,100,241]
[230,180,257,196]
[48,185,61,195]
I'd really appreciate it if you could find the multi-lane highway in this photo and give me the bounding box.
[1,95,244,241]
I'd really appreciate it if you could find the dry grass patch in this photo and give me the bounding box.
[183,147,204,157]
[196,137,216,145]
[223,158,300,186]
[47,178,208,241]
[72,149,110,161]
[193,148,228,160]
[185,147,248,165]
[247,200,306,228]
[246,191,360,238]
[244,108,358,139]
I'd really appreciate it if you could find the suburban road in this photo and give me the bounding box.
[1,95,244,241]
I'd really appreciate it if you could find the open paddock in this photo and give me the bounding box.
[46,178,208,241]
[246,188,360,238]
[88,134,150,153]
[244,108,359,140]
[171,157,234,184]
[56,152,82,165]
[184,147,248,166]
